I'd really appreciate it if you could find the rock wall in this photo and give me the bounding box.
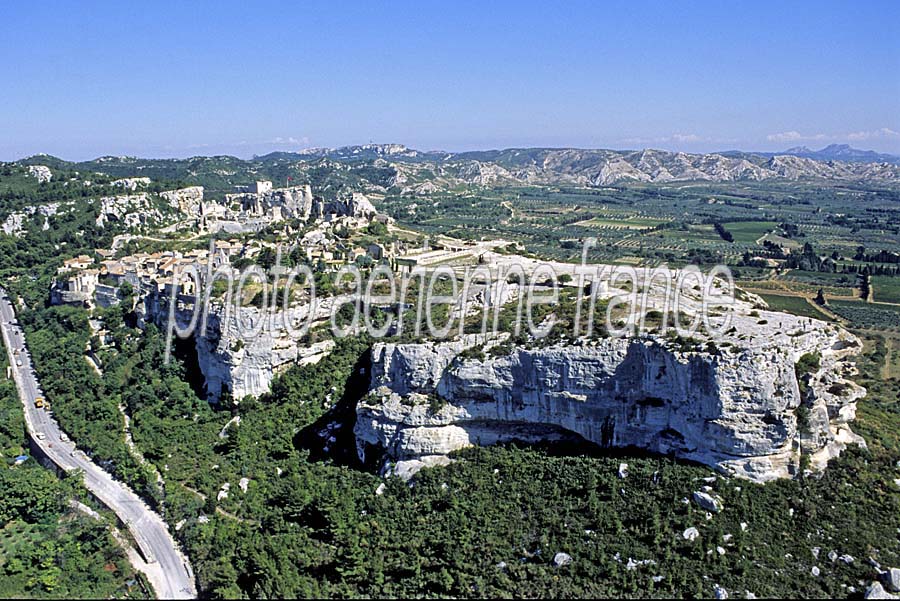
[160,186,204,215]
[96,186,206,229]
[138,291,344,401]
[3,202,61,237]
[226,185,315,221]
[225,186,377,222]
[319,192,377,219]
[355,314,866,483]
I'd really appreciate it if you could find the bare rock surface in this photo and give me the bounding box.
[354,270,866,482]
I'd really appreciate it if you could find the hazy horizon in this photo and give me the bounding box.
[12,141,900,165]
[3,0,898,161]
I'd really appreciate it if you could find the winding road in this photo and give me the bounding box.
[0,287,196,599]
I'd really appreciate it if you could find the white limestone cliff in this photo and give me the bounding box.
[320,192,377,219]
[138,291,346,401]
[160,186,205,215]
[27,165,52,183]
[226,184,314,221]
[224,185,376,223]
[96,186,207,229]
[355,312,865,483]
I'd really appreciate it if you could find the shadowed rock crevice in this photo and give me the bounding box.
[294,348,372,468]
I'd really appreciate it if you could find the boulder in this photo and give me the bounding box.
[552,552,572,567]
[693,491,724,514]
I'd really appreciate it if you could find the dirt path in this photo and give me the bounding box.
[111,230,206,254]
[739,284,849,325]
[500,200,517,223]
[755,229,776,246]
[119,404,166,493]
[804,297,846,324]
[884,337,893,380]
[178,482,259,524]
[740,277,793,294]
[742,283,850,302]
[741,285,803,297]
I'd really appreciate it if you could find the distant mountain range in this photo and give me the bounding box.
[13,143,900,191]
[766,144,900,165]
[282,144,900,187]
[285,142,900,166]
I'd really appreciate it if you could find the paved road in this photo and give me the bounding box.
[0,288,196,599]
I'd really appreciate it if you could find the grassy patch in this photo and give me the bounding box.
[757,293,831,320]
[872,276,900,305]
[725,221,778,244]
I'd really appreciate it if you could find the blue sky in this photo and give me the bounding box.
[2,0,898,160]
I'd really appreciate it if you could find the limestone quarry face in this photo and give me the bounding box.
[321,192,377,219]
[355,312,866,483]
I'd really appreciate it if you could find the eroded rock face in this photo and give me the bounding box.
[223,186,377,223]
[3,202,62,237]
[355,315,865,482]
[27,165,52,183]
[160,186,205,215]
[227,184,315,221]
[96,186,203,229]
[319,192,377,219]
[139,291,343,401]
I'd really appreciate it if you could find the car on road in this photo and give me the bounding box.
[59,433,69,442]
[35,432,46,440]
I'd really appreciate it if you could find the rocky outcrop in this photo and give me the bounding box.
[355,311,865,483]
[112,177,152,190]
[319,192,377,219]
[96,193,167,229]
[96,187,206,229]
[160,186,204,215]
[226,185,379,224]
[866,582,899,600]
[2,211,27,236]
[227,184,314,221]
[138,291,346,401]
[2,202,62,237]
[27,165,52,183]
